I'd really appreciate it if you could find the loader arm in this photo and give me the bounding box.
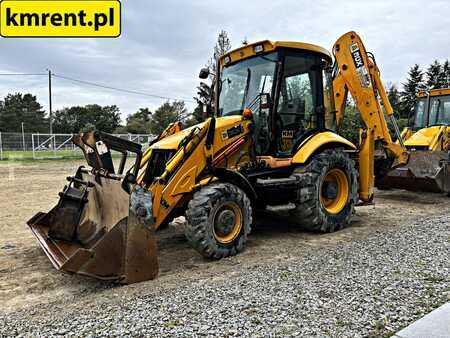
[332,31,409,201]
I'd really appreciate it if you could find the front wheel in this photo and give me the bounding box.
[291,149,358,232]
[185,183,252,259]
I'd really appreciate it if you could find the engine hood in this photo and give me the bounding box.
[405,126,443,148]
[149,116,246,150]
[149,122,206,150]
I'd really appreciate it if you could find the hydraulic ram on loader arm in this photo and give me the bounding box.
[332,31,409,202]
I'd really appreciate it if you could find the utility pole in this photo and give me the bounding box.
[48,69,53,134]
[21,122,25,151]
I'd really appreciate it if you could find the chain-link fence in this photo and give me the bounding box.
[0,132,155,160]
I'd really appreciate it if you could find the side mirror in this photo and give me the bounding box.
[199,67,210,79]
[121,172,137,194]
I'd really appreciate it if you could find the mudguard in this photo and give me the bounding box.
[292,131,356,164]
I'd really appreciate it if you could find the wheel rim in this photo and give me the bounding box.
[320,168,349,214]
[213,201,243,244]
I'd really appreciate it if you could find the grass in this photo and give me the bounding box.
[0,150,130,165]
[0,150,83,161]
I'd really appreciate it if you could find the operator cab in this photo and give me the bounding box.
[216,40,335,158]
[414,89,450,129]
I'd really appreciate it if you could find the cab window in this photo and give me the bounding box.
[414,99,426,128]
[429,96,450,125]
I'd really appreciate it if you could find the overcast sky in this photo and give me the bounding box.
[0,0,449,123]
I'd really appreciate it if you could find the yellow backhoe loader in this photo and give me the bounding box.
[28,31,409,283]
[376,88,450,193]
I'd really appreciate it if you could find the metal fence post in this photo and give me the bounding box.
[0,132,3,160]
[32,134,35,159]
[53,134,57,157]
[21,123,25,151]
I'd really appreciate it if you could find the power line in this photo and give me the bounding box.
[52,73,195,103]
[0,73,47,76]
[0,71,196,103]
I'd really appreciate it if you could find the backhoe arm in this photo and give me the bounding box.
[332,31,409,201]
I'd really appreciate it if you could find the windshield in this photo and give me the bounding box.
[218,52,277,116]
[429,95,450,126]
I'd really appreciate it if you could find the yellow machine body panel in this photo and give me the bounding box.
[418,88,450,98]
[400,127,414,142]
[148,116,246,151]
[220,40,332,67]
[292,131,356,164]
[404,126,449,150]
[143,116,253,228]
[149,127,198,150]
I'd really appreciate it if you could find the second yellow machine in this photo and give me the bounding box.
[377,88,449,193]
[29,31,409,283]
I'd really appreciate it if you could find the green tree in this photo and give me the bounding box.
[192,82,212,123]
[150,100,188,135]
[209,30,232,71]
[426,60,443,89]
[120,108,153,134]
[387,83,402,117]
[193,30,232,122]
[441,59,450,88]
[400,64,425,120]
[53,104,121,133]
[338,100,362,145]
[338,98,408,145]
[0,93,47,132]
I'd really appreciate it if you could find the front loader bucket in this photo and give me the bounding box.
[376,151,450,193]
[27,169,158,284]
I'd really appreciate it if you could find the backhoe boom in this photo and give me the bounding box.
[332,31,409,201]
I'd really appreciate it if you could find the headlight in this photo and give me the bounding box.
[253,45,264,53]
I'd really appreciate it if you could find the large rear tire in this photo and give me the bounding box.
[185,183,252,259]
[291,149,358,232]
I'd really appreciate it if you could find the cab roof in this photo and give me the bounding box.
[418,88,450,98]
[219,40,332,67]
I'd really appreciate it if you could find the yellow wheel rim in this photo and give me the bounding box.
[213,201,243,244]
[320,168,349,214]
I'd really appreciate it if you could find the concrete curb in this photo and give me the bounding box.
[394,302,450,338]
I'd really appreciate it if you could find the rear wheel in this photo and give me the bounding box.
[185,183,252,259]
[291,149,358,232]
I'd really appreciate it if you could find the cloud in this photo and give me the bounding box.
[0,0,448,127]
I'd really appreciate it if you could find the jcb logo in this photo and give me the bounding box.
[350,43,364,68]
[0,0,121,37]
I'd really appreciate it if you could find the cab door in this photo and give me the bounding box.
[274,50,325,157]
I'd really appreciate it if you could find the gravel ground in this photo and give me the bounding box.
[1,214,449,337]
